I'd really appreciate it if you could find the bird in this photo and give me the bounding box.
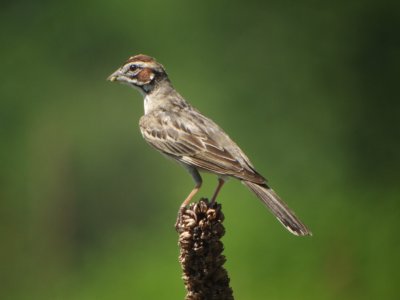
[107,54,311,236]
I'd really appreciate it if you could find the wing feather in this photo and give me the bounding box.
[139,110,265,184]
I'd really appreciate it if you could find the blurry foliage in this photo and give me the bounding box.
[1,0,399,299]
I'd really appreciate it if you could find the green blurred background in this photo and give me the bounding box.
[1,0,399,299]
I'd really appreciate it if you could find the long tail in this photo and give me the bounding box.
[242,180,311,236]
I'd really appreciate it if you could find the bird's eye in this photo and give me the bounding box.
[129,64,138,72]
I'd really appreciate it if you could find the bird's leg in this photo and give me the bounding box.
[210,177,225,205]
[176,167,202,229]
[180,181,202,208]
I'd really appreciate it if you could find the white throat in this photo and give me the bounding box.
[143,94,161,115]
[143,95,151,114]
[141,79,177,115]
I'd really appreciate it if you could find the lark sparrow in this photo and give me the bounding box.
[107,54,311,236]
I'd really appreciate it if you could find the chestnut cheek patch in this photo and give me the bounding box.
[137,68,155,84]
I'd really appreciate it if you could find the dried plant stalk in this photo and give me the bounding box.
[176,198,234,300]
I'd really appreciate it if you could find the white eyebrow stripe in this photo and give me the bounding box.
[125,61,163,71]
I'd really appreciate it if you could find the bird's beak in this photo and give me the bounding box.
[107,69,122,82]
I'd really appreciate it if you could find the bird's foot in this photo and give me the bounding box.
[175,206,186,231]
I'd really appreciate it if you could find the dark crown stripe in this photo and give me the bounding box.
[127,54,155,63]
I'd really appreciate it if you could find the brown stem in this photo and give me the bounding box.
[176,198,234,300]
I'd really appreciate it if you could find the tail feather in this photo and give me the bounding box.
[242,180,311,236]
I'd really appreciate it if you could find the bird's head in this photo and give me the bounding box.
[107,54,167,94]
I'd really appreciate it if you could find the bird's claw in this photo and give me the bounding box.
[175,206,186,231]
